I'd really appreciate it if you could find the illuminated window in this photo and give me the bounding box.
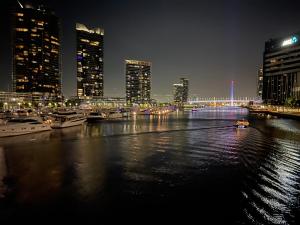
[51,41,59,45]
[16,28,28,32]
[15,56,24,60]
[80,39,90,43]
[90,41,99,46]
[52,50,59,54]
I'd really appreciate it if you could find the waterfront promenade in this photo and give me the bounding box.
[248,105,300,120]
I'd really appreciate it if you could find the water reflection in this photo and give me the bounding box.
[243,120,300,224]
[0,148,7,199]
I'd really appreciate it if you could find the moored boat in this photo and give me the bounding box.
[50,111,86,128]
[0,117,51,137]
[86,111,107,122]
[106,111,123,119]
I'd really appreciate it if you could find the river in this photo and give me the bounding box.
[0,108,300,224]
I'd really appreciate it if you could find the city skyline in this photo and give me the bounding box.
[1,0,300,101]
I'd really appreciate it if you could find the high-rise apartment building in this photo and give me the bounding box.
[12,2,61,100]
[263,33,300,104]
[180,78,189,103]
[173,78,189,104]
[125,60,151,105]
[76,23,104,97]
[173,83,184,103]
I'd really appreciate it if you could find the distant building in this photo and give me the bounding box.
[173,78,189,104]
[12,3,61,101]
[173,83,184,103]
[0,91,44,109]
[263,33,300,104]
[180,78,189,103]
[68,96,126,108]
[76,23,104,97]
[257,68,263,98]
[125,60,151,105]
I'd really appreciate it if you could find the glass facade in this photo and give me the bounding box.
[263,33,300,104]
[125,60,151,105]
[12,3,61,100]
[76,23,104,97]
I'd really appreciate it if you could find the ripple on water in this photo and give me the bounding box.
[242,136,300,225]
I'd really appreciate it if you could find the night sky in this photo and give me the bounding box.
[1,0,300,101]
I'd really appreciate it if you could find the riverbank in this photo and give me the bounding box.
[248,107,300,120]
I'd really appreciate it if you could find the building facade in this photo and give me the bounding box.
[12,3,61,100]
[257,68,263,99]
[76,23,104,97]
[0,91,45,109]
[173,78,189,104]
[180,78,189,103]
[263,33,300,104]
[173,83,184,103]
[125,60,151,105]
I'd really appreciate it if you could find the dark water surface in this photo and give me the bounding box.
[0,109,300,224]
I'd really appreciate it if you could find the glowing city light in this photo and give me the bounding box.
[282,36,298,47]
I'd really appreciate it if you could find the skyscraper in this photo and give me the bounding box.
[173,78,189,104]
[125,60,151,105]
[76,23,104,98]
[12,2,61,100]
[257,68,263,99]
[180,78,189,103]
[173,83,184,103]
[263,33,300,104]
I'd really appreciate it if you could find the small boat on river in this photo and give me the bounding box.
[234,119,249,128]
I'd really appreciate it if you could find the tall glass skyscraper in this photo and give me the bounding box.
[12,2,61,100]
[263,33,300,104]
[76,23,104,97]
[125,60,151,105]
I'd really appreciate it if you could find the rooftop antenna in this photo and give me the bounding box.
[17,0,24,8]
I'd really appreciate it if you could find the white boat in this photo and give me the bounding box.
[106,111,123,119]
[50,111,86,128]
[0,117,51,137]
[86,111,107,122]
